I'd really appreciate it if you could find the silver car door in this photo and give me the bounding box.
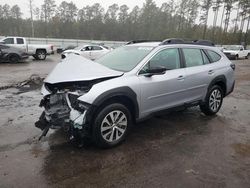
[138,48,187,116]
[181,48,215,102]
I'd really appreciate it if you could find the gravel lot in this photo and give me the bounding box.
[0,55,250,188]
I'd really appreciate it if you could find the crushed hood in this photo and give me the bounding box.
[45,54,123,84]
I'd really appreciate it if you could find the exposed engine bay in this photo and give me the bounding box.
[35,79,112,141]
[35,54,124,143]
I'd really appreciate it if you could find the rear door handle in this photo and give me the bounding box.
[208,70,214,75]
[177,75,185,80]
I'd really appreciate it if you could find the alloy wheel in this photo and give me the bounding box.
[209,89,222,112]
[101,110,128,143]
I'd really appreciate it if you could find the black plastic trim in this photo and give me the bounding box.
[91,86,139,118]
[207,75,227,96]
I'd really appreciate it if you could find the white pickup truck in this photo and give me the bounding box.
[0,36,54,60]
[223,45,250,60]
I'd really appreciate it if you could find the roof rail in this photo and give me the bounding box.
[126,40,161,45]
[160,38,185,45]
[192,40,215,46]
[160,38,215,46]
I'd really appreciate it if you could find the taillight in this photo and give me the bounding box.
[230,64,235,70]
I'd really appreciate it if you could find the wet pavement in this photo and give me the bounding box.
[0,57,250,188]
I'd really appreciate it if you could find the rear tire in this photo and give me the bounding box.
[35,50,46,60]
[92,103,132,148]
[200,85,223,116]
[9,54,20,63]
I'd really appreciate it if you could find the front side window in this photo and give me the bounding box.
[183,48,204,67]
[83,46,92,51]
[96,46,153,72]
[3,38,14,44]
[206,50,221,62]
[149,48,180,69]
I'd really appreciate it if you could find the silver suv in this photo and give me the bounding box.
[35,39,235,148]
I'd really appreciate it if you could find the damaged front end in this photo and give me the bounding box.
[35,82,92,141]
[35,54,124,142]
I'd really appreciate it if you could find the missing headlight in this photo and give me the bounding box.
[68,93,90,112]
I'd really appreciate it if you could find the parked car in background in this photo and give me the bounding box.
[56,45,78,54]
[0,36,54,60]
[61,44,111,60]
[0,44,29,63]
[36,39,235,148]
[223,45,250,60]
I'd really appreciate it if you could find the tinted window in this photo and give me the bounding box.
[183,48,203,67]
[92,46,102,50]
[84,46,92,51]
[201,50,210,64]
[149,48,180,70]
[207,50,221,62]
[17,38,24,44]
[4,38,14,44]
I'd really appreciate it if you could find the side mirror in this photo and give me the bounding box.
[144,66,167,77]
[240,48,243,51]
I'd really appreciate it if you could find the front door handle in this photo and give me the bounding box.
[177,75,185,80]
[208,70,214,75]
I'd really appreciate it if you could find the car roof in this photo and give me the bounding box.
[128,42,160,47]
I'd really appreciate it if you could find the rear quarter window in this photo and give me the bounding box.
[206,50,221,62]
[17,38,24,44]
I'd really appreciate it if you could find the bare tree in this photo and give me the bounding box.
[200,0,213,39]
[28,0,34,37]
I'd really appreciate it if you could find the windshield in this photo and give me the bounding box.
[96,46,153,72]
[224,45,241,50]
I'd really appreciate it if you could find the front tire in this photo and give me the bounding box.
[9,54,20,63]
[200,85,223,116]
[92,103,132,148]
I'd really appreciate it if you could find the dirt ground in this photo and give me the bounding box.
[0,55,250,188]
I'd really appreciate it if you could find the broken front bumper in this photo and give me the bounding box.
[35,92,90,139]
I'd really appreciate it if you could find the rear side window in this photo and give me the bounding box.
[201,50,210,64]
[17,38,24,44]
[92,46,102,50]
[3,38,14,44]
[206,50,221,62]
[183,48,203,67]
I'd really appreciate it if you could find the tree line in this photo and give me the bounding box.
[0,0,249,45]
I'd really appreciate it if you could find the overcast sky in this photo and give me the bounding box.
[1,0,240,29]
